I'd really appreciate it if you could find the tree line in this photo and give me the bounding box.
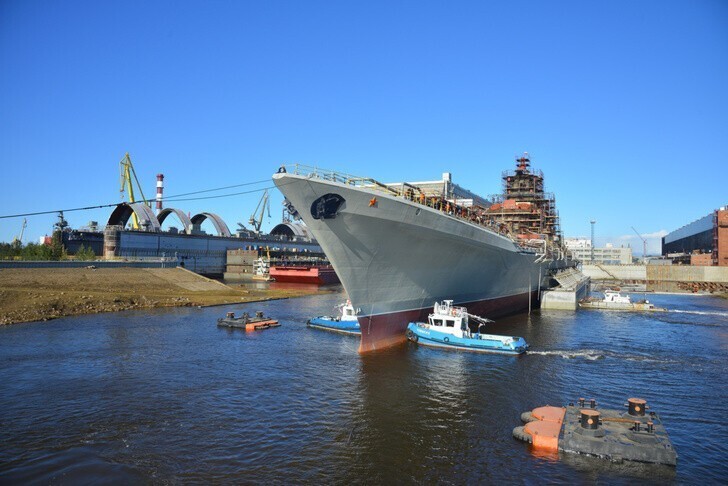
[0,231,95,261]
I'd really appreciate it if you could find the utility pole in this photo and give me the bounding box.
[590,220,596,262]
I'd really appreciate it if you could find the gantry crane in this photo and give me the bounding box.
[248,189,271,234]
[632,226,648,260]
[119,153,149,229]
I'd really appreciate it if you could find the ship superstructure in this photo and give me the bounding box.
[272,159,571,353]
[485,153,563,254]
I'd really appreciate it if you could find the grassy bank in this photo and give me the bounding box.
[0,267,330,325]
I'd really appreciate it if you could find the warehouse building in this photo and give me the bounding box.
[662,207,728,266]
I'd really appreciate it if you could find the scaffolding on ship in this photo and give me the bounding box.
[484,153,563,254]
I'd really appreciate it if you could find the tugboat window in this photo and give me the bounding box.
[446,320,455,327]
[433,319,443,327]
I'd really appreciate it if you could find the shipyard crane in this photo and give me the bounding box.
[119,153,149,230]
[248,189,271,234]
[11,218,27,247]
[632,226,648,260]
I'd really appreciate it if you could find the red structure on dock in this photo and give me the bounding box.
[270,265,340,284]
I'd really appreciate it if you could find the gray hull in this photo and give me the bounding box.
[273,172,567,352]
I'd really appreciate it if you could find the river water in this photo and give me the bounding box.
[1,290,727,484]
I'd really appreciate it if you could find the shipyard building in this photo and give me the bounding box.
[662,207,728,266]
[564,238,633,264]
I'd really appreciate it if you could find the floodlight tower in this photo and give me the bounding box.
[590,220,596,262]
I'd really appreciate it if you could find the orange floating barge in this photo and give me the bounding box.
[217,311,280,331]
[269,265,340,285]
[513,397,677,466]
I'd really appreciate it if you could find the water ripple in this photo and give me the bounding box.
[0,291,726,483]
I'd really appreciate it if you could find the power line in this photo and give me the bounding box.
[0,178,280,220]
[160,178,271,199]
[163,184,280,203]
[0,203,121,220]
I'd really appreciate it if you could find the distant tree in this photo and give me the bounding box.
[21,243,52,260]
[0,241,54,260]
[75,244,96,261]
[0,242,20,260]
[49,230,67,261]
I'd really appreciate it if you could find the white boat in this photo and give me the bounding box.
[579,290,666,312]
[406,300,528,354]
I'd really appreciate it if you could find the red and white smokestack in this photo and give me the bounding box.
[156,174,164,213]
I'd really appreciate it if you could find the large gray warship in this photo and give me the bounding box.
[272,155,572,352]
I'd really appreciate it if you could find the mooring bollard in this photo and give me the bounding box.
[580,409,600,430]
[647,421,654,433]
[578,397,585,408]
[627,398,647,416]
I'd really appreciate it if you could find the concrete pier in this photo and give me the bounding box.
[540,268,590,310]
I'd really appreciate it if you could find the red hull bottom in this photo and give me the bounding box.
[357,291,538,353]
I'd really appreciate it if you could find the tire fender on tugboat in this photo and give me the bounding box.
[406,329,417,342]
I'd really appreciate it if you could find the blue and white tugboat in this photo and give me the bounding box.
[307,300,361,335]
[406,300,528,354]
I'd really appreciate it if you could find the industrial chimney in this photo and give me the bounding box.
[156,174,164,214]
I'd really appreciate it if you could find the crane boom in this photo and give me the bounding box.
[12,218,27,246]
[631,226,647,258]
[120,153,149,229]
[248,190,271,234]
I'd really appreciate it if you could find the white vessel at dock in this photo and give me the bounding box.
[579,290,667,312]
[272,158,572,352]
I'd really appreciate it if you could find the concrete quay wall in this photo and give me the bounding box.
[582,263,728,293]
[0,259,178,270]
[581,264,646,281]
[646,265,728,283]
[582,264,728,282]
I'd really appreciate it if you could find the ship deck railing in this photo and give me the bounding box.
[283,164,561,256]
[286,164,402,196]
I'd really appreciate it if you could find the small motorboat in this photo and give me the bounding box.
[217,311,280,331]
[307,300,361,335]
[406,300,528,355]
[579,290,667,312]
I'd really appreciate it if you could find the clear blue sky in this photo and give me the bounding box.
[1,0,726,255]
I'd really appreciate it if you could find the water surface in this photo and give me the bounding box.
[1,291,727,483]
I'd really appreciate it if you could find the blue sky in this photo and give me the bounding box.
[1,0,726,255]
